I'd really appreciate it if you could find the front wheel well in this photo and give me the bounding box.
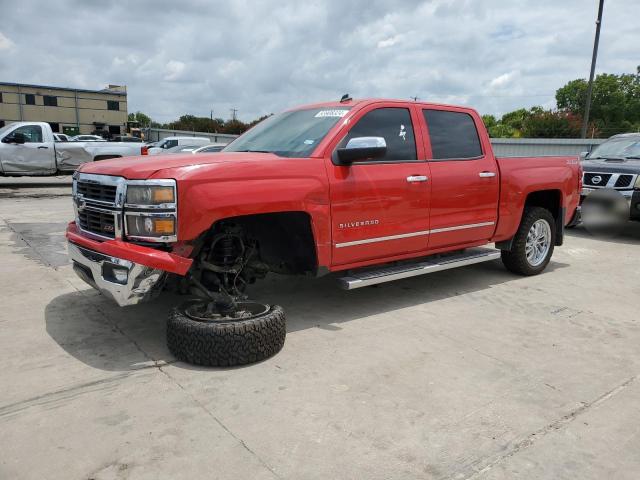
[202,212,318,275]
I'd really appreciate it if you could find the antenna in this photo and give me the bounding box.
[410,96,419,102]
[230,108,238,121]
[340,93,352,103]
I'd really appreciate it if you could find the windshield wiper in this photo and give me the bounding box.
[233,149,272,153]
[588,156,626,161]
[625,155,640,160]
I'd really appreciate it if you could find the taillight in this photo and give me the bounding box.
[141,146,149,155]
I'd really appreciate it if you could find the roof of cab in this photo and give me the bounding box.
[288,98,479,114]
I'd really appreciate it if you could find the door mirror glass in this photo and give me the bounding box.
[336,136,387,164]
[2,132,27,144]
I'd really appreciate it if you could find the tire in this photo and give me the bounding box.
[501,207,556,276]
[167,302,286,367]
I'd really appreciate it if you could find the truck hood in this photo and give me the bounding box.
[582,158,640,175]
[78,152,282,179]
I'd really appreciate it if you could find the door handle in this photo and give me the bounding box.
[478,171,496,178]
[407,175,428,183]
[37,146,49,149]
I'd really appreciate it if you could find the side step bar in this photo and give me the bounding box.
[338,247,501,290]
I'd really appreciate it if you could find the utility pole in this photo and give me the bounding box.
[230,108,238,122]
[581,0,605,138]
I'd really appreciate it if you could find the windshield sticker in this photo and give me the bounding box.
[315,109,349,118]
[399,124,407,141]
[303,139,315,145]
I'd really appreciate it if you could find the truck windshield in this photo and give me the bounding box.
[224,107,351,158]
[589,138,640,159]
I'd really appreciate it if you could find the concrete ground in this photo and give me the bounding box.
[1,182,639,480]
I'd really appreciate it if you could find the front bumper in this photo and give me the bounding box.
[68,242,167,306]
[66,221,193,306]
[580,188,640,220]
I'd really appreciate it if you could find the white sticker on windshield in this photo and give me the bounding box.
[304,139,315,145]
[315,109,349,118]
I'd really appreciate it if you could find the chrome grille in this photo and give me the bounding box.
[77,208,116,238]
[76,181,117,203]
[614,174,633,188]
[73,174,125,240]
[583,172,611,187]
[582,172,638,190]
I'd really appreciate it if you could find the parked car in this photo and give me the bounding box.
[71,134,106,142]
[0,122,148,175]
[192,143,226,153]
[147,136,210,155]
[160,145,204,154]
[66,98,581,367]
[53,133,71,142]
[580,133,640,222]
[112,135,144,143]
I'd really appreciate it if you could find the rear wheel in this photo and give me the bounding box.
[167,300,286,367]
[501,207,555,276]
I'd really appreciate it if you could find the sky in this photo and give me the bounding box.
[0,0,638,123]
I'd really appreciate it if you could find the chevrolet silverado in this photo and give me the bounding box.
[66,98,581,366]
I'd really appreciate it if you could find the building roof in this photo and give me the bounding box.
[0,82,127,96]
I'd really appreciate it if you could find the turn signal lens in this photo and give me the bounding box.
[152,187,175,203]
[154,219,175,234]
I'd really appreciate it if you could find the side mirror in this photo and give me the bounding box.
[2,132,27,144]
[579,151,589,161]
[336,137,387,165]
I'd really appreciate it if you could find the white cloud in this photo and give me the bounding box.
[0,32,14,50]
[164,60,186,81]
[377,35,400,48]
[489,71,516,88]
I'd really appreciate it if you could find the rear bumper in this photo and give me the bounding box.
[66,222,193,306]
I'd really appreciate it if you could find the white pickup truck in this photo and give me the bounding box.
[0,122,147,176]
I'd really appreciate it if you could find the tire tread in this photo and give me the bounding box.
[167,304,286,367]
[501,206,556,276]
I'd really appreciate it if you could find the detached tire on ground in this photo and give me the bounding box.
[501,206,556,276]
[167,302,286,367]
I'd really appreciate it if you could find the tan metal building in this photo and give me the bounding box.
[0,82,128,137]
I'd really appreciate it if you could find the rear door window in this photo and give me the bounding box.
[423,110,482,160]
[342,107,417,162]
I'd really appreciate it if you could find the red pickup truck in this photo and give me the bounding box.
[66,98,581,366]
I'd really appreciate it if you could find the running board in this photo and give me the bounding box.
[338,247,501,290]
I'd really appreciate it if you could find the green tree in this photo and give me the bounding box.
[127,111,153,127]
[556,68,640,137]
[521,110,582,138]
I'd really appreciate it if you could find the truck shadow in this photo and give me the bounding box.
[45,259,568,372]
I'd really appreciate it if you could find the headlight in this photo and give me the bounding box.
[126,214,176,238]
[126,185,175,205]
[124,179,177,242]
[635,176,640,189]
